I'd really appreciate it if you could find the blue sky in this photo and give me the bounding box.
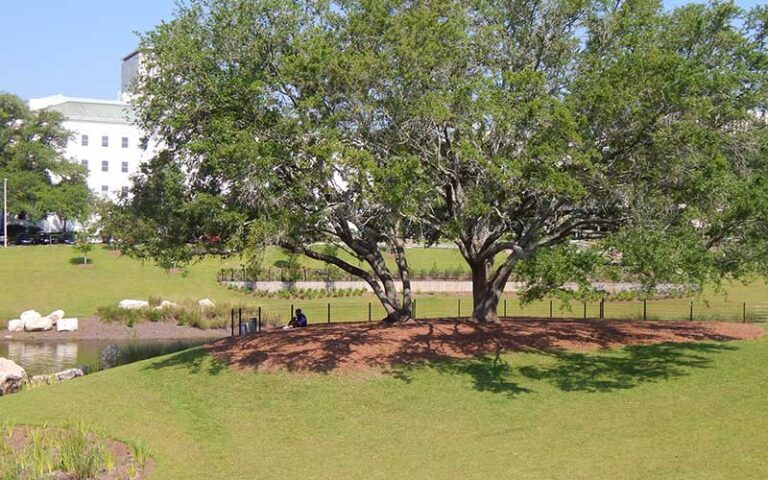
[0,0,764,101]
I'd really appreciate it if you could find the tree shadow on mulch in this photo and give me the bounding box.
[392,341,737,398]
[142,347,228,376]
[202,319,757,399]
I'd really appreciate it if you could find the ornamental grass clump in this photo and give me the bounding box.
[0,423,150,479]
[96,299,249,330]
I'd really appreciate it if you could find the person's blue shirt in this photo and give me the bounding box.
[296,312,308,327]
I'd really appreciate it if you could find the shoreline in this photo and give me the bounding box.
[2,317,230,341]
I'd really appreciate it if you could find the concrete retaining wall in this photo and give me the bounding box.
[222,280,683,294]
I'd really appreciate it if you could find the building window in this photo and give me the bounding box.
[101,160,109,172]
[101,136,109,147]
[121,186,129,195]
[121,161,128,173]
[81,134,89,146]
[81,160,89,171]
[101,185,109,196]
[122,137,129,148]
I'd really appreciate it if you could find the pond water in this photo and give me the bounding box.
[0,338,213,376]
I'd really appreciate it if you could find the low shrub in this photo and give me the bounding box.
[251,287,367,300]
[96,305,144,326]
[95,299,249,330]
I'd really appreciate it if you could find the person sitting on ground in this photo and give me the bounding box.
[285,309,308,329]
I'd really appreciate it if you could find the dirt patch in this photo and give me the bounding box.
[207,318,763,373]
[2,425,153,479]
[2,317,229,341]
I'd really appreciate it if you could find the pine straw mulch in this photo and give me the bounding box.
[206,317,763,373]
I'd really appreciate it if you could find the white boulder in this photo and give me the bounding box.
[57,318,79,332]
[46,309,65,324]
[54,368,84,382]
[160,300,178,309]
[0,358,27,396]
[198,298,216,309]
[24,316,53,332]
[20,310,42,324]
[7,320,23,332]
[118,299,149,310]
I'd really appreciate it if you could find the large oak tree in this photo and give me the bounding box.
[335,0,768,321]
[123,0,768,323]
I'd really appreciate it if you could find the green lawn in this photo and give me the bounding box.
[1,245,766,324]
[1,330,767,479]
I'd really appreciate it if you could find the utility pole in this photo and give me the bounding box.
[2,178,7,248]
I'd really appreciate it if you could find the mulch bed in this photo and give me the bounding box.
[207,318,763,373]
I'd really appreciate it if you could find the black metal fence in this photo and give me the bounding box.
[227,298,768,337]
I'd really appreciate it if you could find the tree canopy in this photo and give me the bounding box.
[0,92,91,225]
[121,0,768,322]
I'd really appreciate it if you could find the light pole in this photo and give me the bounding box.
[2,178,7,248]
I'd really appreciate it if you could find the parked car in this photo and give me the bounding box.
[15,233,35,245]
[60,232,76,245]
[34,232,57,245]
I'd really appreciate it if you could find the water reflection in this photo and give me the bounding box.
[0,338,213,376]
[6,342,79,372]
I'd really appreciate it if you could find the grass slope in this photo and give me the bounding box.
[1,245,766,324]
[1,331,767,479]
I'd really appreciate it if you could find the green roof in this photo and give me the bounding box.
[47,101,136,124]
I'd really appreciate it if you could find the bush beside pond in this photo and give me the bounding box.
[96,300,249,329]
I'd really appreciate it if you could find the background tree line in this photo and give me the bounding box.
[0,93,91,230]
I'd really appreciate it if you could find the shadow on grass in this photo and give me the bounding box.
[392,342,737,397]
[142,347,228,376]
[68,257,93,265]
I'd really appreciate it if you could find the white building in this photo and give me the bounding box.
[28,95,146,200]
[28,51,148,202]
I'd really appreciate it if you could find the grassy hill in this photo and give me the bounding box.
[1,330,767,479]
[1,245,766,324]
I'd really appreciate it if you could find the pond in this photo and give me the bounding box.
[0,338,214,376]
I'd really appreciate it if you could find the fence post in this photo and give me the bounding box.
[743,302,747,323]
[413,300,417,319]
[549,300,553,319]
[504,298,507,318]
[258,306,262,332]
[583,301,587,320]
[690,302,693,322]
[327,303,330,324]
[458,298,461,317]
[291,304,294,324]
[368,302,372,322]
[238,308,242,336]
[230,309,234,337]
[643,299,647,321]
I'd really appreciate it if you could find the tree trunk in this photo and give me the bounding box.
[471,287,502,323]
[377,286,412,324]
[470,260,502,322]
[381,308,413,323]
[468,250,521,323]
